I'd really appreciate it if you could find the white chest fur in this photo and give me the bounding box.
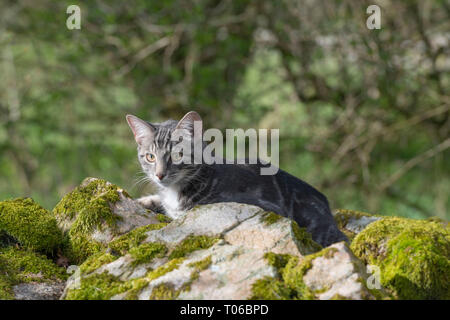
[160,187,183,219]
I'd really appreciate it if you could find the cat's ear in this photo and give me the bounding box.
[126,114,155,145]
[175,111,202,136]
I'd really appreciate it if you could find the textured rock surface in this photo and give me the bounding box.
[177,244,275,300]
[144,203,263,244]
[62,202,322,300]
[249,241,384,300]
[56,177,158,236]
[334,209,383,241]
[351,217,449,299]
[13,282,65,300]
[53,177,158,263]
[1,178,448,300]
[302,242,375,300]
[224,211,320,256]
[0,247,67,300]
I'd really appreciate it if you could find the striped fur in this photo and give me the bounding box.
[127,113,347,247]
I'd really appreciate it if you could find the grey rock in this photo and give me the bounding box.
[59,182,381,301]
[143,202,263,244]
[345,216,381,234]
[13,282,65,300]
[63,201,316,300]
[303,242,376,300]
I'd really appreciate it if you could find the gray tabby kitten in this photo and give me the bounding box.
[126,111,347,247]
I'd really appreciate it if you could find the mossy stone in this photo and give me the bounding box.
[334,209,375,226]
[156,214,172,223]
[184,256,213,291]
[146,258,185,281]
[79,252,118,274]
[53,179,124,264]
[168,235,219,260]
[64,232,220,299]
[250,247,339,300]
[129,242,167,266]
[150,283,179,300]
[260,211,282,225]
[0,198,63,254]
[0,246,67,300]
[108,223,168,255]
[334,209,382,241]
[65,272,132,300]
[351,217,450,299]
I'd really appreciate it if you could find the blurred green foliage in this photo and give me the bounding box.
[0,0,448,219]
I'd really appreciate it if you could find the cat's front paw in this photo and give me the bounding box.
[136,195,165,214]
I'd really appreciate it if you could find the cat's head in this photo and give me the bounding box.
[126,111,202,188]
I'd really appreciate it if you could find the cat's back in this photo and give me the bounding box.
[208,160,329,208]
[194,160,347,247]
[213,161,323,192]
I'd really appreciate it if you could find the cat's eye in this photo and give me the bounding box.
[145,153,156,163]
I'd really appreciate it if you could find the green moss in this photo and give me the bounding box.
[53,179,121,224]
[168,235,219,260]
[148,274,200,300]
[53,179,124,263]
[188,255,212,271]
[260,211,282,225]
[64,234,218,300]
[108,223,167,255]
[0,247,67,281]
[251,247,339,300]
[264,252,292,271]
[122,258,185,299]
[65,271,153,300]
[0,255,20,300]
[351,217,450,299]
[129,242,167,266]
[62,234,104,265]
[0,246,67,299]
[65,272,132,300]
[426,216,448,227]
[184,256,212,290]
[283,247,338,299]
[334,209,375,225]
[0,277,14,299]
[156,214,172,223]
[125,255,212,300]
[251,276,293,300]
[150,283,179,300]
[123,278,149,300]
[79,252,118,274]
[330,294,350,300]
[147,258,185,281]
[291,221,322,253]
[0,198,63,254]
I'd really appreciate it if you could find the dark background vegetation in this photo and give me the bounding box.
[0,0,449,220]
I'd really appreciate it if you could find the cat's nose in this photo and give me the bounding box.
[156,173,165,180]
